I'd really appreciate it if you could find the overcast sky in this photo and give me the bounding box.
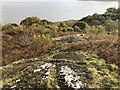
[2,0,120,2]
[2,0,95,2]
[1,0,119,25]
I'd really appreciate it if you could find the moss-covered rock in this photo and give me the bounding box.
[0,50,119,89]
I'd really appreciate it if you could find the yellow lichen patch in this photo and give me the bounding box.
[2,77,16,87]
[0,80,3,89]
[12,59,26,65]
[108,64,118,71]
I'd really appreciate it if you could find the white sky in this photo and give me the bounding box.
[1,0,119,2]
[1,0,119,25]
[2,0,84,2]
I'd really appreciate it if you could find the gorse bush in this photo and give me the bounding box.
[39,19,51,26]
[59,22,67,27]
[74,25,81,32]
[33,33,51,45]
[73,22,87,30]
[90,25,105,34]
[59,27,74,32]
[20,16,41,26]
[103,19,118,32]
[2,23,18,31]
[58,22,74,32]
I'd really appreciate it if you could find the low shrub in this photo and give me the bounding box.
[2,23,18,31]
[20,16,41,26]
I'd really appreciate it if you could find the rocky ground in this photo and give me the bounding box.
[0,34,120,89]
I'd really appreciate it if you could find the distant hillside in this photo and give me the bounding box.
[80,7,119,25]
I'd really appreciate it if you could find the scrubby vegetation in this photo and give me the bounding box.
[0,50,119,89]
[0,7,119,89]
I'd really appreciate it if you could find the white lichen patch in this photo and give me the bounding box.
[45,71,50,76]
[16,79,20,83]
[33,63,56,81]
[53,65,56,67]
[34,68,41,73]
[33,63,54,74]
[11,85,16,89]
[59,66,83,89]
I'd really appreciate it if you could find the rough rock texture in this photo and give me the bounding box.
[0,34,120,89]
